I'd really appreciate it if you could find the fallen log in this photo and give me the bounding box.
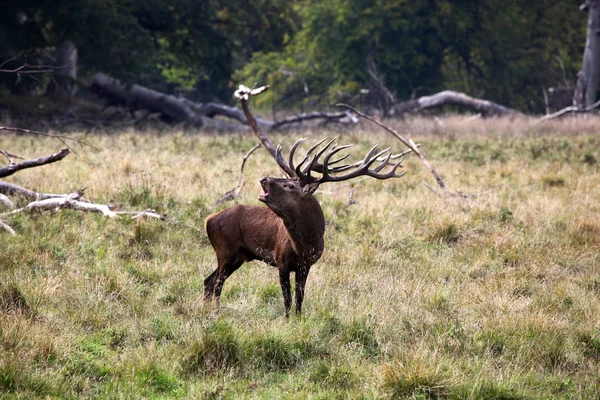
[394,90,517,117]
[89,73,358,130]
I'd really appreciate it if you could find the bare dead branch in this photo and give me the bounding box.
[235,85,297,178]
[0,148,70,179]
[337,103,449,192]
[0,150,23,164]
[269,111,355,130]
[0,194,14,209]
[0,181,67,200]
[214,143,261,206]
[0,126,96,153]
[1,192,117,218]
[534,98,600,124]
[115,210,165,220]
[0,219,16,235]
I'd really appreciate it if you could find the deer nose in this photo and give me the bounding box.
[260,177,268,185]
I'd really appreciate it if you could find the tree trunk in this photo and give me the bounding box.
[55,41,78,96]
[574,0,600,109]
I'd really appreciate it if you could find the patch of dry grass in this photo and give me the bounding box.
[1,116,600,398]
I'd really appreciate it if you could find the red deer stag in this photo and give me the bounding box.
[204,137,405,317]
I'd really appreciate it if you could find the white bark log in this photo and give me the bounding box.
[0,182,66,200]
[2,193,117,218]
[394,90,516,117]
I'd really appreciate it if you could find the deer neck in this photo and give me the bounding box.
[278,197,325,254]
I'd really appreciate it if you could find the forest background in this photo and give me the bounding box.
[0,0,588,119]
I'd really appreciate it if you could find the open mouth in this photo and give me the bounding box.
[258,179,269,202]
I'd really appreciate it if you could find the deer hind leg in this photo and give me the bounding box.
[203,269,219,301]
[213,259,244,307]
[295,267,309,316]
[279,268,292,318]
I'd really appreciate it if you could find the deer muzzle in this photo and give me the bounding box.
[258,177,269,202]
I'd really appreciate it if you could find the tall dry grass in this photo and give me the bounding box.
[0,115,599,398]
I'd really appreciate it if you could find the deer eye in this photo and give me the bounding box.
[284,183,296,189]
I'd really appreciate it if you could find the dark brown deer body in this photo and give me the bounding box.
[204,177,325,317]
[204,138,404,317]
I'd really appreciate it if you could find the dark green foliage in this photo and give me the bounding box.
[0,0,297,100]
[0,0,590,112]
[237,0,585,113]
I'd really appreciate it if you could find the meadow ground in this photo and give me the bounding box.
[1,115,600,399]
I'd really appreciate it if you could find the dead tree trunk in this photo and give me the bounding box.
[55,41,78,96]
[394,90,516,117]
[89,73,211,127]
[573,1,600,109]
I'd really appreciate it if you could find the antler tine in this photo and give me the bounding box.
[379,160,407,179]
[328,148,410,173]
[318,143,405,183]
[288,137,307,172]
[301,137,339,176]
[294,137,331,177]
[372,149,395,173]
[275,144,297,178]
[326,153,352,173]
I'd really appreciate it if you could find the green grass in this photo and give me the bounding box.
[1,117,600,398]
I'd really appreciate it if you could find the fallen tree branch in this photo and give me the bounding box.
[534,97,600,123]
[336,104,475,200]
[0,219,16,235]
[394,90,517,117]
[114,210,203,232]
[0,190,203,234]
[90,74,358,131]
[0,150,23,164]
[0,148,70,179]
[1,191,116,218]
[0,181,67,200]
[269,111,356,130]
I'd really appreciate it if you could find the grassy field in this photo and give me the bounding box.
[1,116,600,398]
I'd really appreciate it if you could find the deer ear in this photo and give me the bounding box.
[302,182,320,195]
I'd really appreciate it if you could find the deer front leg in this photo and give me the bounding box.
[295,267,309,316]
[279,268,292,318]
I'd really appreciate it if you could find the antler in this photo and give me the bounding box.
[276,137,406,186]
